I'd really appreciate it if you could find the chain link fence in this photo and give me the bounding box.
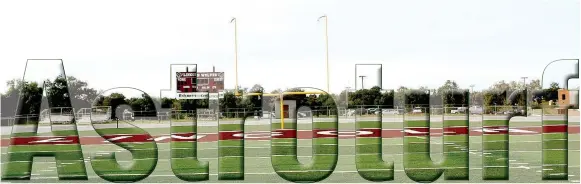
[2,105,578,126]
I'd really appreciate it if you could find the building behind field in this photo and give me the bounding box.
[558,89,579,108]
[274,100,296,119]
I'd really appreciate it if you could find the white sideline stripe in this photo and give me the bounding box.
[6,158,581,172]
[21,166,581,180]
[274,144,339,146]
[6,153,581,164]
[543,164,569,166]
[4,147,581,154]
[271,154,337,157]
[60,139,580,147]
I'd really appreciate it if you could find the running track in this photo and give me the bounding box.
[1,125,578,147]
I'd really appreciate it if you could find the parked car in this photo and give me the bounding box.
[412,107,423,114]
[377,109,400,115]
[451,107,468,114]
[469,106,483,115]
[366,108,379,114]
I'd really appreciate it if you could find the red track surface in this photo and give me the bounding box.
[2,125,578,147]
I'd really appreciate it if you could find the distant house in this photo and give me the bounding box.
[274,100,296,119]
[558,89,578,107]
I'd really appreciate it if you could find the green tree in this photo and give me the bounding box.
[405,89,430,108]
[545,82,560,101]
[337,89,350,108]
[306,95,322,116]
[244,84,264,109]
[436,80,465,106]
[160,97,174,109]
[378,90,395,108]
[105,93,127,119]
[65,76,98,108]
[348,86,382,108]
[127,94,156,116]
[19,82,44,114]
[394,86,409,107]
[317,94,336,108]
[284,88,308,106]
[483,91,507,114]
[220,91,241,118]
[238,84,264,117]
[44,76,72,108]
[436,80,460,95]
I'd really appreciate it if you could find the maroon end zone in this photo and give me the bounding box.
[1,125,578,147]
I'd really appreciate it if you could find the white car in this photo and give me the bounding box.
[377,109,399,115]
[469,106,483,114]
[451,107,468,114]
[346,109,356,116]
[412,108,422,113]
[367,108,379,114]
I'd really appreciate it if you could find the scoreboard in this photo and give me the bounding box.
[195,72,224,93]
[176,72,197,93]
[176,71,224,99]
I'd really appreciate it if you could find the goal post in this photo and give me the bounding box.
[239,91,328,129]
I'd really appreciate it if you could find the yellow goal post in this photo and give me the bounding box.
[236,91,328,129]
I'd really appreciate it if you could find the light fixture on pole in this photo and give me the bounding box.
[359,75,367,89]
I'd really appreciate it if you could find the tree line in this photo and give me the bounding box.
[1,75,566,119]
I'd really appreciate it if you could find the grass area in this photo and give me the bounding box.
[1,134,580,183]
[1,118,580,183]
[2,138,579,183]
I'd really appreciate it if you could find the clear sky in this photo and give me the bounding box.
[0,0,579,98]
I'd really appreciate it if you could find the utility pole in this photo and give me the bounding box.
[230,17,239,96]
[469,84,475,107]
[358,76,367,89]
[318,15,330,93]
[521,77,528,89]
[345,87,351,108]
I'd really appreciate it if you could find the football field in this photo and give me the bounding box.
[1,115,580,183]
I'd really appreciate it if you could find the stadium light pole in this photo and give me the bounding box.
[521,77,528,89]
[469,84,475,106]
[318,15,330,93]
[230,17,240,96]
[359,75,367,89]
[345,87,351,108]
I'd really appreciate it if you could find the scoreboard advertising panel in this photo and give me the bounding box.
[176,71,224,99]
